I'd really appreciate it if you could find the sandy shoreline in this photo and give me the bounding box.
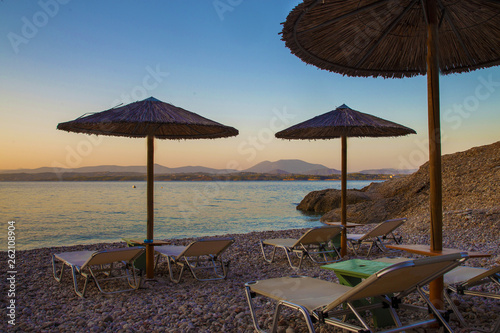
[2,219,499,333]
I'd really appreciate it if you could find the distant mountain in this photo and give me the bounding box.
[0,164,237,175]
[267,169,290,175]
[0,160,416,176]
[358,168,417,175]
[243,159,341,175]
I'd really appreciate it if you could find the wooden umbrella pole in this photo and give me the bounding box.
[146,134,155,278]
[426,0,443,253]
[426,0,444,310]
[340,135,347,256]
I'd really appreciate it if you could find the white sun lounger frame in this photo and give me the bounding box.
[347,218,407,256]
[155,238,234,283]
[245,253,468,333]
[52,247,144,297]
[260,226,343,269]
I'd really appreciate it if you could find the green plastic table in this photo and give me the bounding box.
[321,259,395,327]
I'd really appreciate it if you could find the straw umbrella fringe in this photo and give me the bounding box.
[57,98,238,139]
[275,106,416,139]
[281,0,500,79]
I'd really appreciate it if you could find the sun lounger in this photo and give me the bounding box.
[260,226,343,269]
[52,247,145,297]
[443,265,500,332]
[155,238,234,283]
[347,218,407,256]
[122,238,147,274]
[245,252,468,333]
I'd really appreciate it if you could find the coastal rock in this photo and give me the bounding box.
[296,188,372,213]
[296,141,500,224]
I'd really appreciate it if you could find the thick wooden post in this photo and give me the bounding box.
[426,0,444,309]
[146,135,155,278]
[426,0,442,253]
[340,136,347,256]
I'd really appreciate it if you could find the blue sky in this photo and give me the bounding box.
[1,0,499,172]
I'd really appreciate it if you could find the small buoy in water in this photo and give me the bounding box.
[132,185,136,188]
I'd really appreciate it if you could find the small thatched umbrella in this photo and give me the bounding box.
[281,0,500,306]
[275,104,415,256]
[57,97,238,278]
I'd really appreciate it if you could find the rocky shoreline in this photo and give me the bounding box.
[297,141,500,225]
[2,223,499,333]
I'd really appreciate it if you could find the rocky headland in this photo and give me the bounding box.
[298,141,499,240]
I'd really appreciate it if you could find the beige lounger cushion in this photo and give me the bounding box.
[54,248,143,269]
[155,245,186,258]
[156,239,234,259]
[375,257,410,264]
[53,250,95,269]
[262,226,343,248]
[249,276,351,312]
[261,238,298,248]
[444,265,500,285]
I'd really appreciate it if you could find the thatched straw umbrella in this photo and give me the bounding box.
[57,97,238,278]
[281,0,500,306]
[276,104,415,256]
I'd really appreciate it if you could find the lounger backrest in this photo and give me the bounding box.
[294,226,343,246]
[324,252,468,312]
[82,247,145,268]
[179,238,234,258]
[360,218,406,240]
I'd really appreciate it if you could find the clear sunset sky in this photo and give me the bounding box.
[1,1,499,172]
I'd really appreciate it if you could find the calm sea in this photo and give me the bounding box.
[0,180,380,251]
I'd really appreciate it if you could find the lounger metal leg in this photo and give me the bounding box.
[52,255,65,282]
[348,241,359,256]
[270,302,283,333]
[443,289,467,328]
[71,266,89,298]
[184,256,230,281]
[375,237,389,252]
[417,286,454,333]
[286,249,303,269]
[346,302,373,332]
[381,295,403,328]
[279,301,315,333]
[391,232,403,244]
[366,241,375,256]
[244,285,267,333]
[260,241,278,263]
[167,257,186,283]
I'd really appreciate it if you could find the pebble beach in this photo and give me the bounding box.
[2,211,499,333]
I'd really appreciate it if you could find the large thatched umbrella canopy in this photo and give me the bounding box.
[276,104,415,255]
[57,97,238,278]
[275,103,416,138]
[57,96,239,139]
[282,0,500,78]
